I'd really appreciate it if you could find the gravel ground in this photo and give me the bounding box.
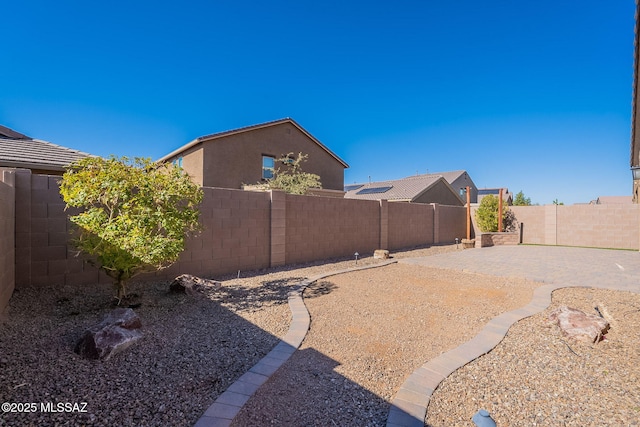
[0,245,451,427]
[426,287,640,427]
[3,244,635,427]
[231,250,540,426]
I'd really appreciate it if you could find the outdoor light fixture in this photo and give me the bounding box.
[354,252,359,264]
[632,166,640,181]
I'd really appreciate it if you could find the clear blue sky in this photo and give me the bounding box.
[1,0,635,205]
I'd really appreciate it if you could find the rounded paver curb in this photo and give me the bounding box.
[194,260,397,427]
[386,279,640,427]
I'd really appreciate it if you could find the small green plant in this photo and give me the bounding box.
[262,152,322,195]
[59,156,203,302]
[475,194,510,232]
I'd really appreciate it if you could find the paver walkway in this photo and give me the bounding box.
[388,245,640,427]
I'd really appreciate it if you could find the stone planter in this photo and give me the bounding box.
[461,239,475,249]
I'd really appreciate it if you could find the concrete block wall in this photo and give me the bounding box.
[11,171,466,288]
[0,169,16,312]
[510,206,546,244]
[13,169,106,288]
[152,187,272,279]
[285,194,381,264]
[511,204,640,250]
[436,204,468,243]
[387,202,434,250]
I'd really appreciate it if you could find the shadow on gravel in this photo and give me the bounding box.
[231,346,389,427]
[210,278,338,311]
[303,280,338,299]
[0,283,283,427]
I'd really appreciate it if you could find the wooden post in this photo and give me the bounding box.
[498,188,503,233]
[466,186,471,240]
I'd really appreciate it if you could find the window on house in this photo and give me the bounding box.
[262,155,275,179]
[173,157,183,168]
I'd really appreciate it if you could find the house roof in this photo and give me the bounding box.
[344,173,459,201]
[596,195,633,204]
[478,188,512,201]
[0,133,92,172]
[428,170,469,184]
[157,118,349,168]
[0,125,30,140]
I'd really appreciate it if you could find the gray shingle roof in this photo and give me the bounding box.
[344,174,448,201]
[0,137,92,171]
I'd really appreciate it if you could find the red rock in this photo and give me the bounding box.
[549,305,610,343]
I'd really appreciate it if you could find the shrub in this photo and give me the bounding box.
[59,156,203,302]
[475,194,510,232]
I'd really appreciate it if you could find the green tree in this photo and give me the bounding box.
[552,199,564,205]
[59,156,203,302]
[513,190,532,206]
[475,194,509,232]
[263,152,322,195]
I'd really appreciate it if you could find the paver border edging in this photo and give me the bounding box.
[386,282,640,427]
[194,259,397,427]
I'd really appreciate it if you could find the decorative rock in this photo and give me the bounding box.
[549,305,610,343]
[373,249,390,259]
[169,274,222,296]
[75,308,143,360]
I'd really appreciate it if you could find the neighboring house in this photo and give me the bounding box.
[431,170,477,203]
[344,174,464,206]
[477,188,513,205]
[157,118,349,191]
[595,196,633,204]
[0,125,91,175]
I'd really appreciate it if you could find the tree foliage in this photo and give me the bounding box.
[513,190,532,206]
[475,194,510,232]
[59,156,203,301]
[263,152,322,195]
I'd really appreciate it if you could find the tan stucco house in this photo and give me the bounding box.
[157,118,349,191]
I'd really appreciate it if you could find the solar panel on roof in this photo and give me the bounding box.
[344,184,364,192]
[356,186,393,195]
[478,189,499,195]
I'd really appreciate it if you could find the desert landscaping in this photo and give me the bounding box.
[1,245,639,427]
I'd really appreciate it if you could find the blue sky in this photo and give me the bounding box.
[1,0,635,205]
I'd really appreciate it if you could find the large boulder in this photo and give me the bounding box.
[169,274,221,296]
[75,308,143,360]
[549,305,610,343]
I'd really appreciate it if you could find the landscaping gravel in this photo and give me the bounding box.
[3,244,635,427]
[426,287,640,427]
[0,245,451,427]
[231,251,539,426]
